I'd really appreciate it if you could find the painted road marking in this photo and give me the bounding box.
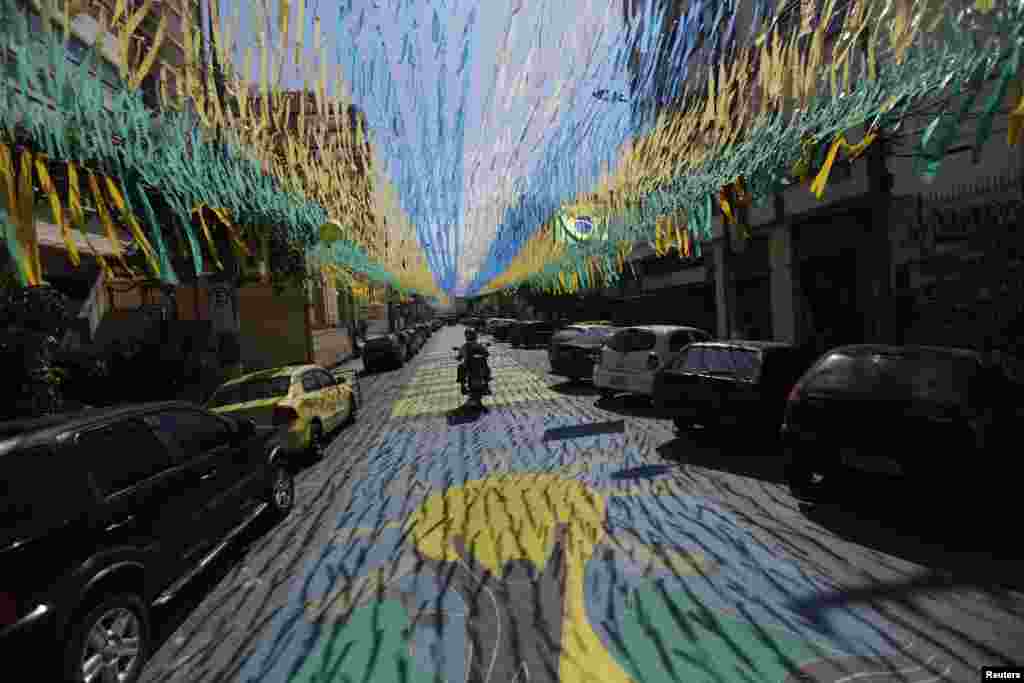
[238,414,914,683]
[391,363,561,418]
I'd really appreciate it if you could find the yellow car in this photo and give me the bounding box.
[207,364,357,458]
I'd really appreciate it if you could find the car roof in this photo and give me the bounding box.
[0,401,201,456]
[691,340,796,351]
[828,344,982,360]
[223,365,315,386]
[623,325,707,335]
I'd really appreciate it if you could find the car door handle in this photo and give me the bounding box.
[106,516,135,532]
[199,469,218,481]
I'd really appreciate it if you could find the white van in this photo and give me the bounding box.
[593,325,712,398]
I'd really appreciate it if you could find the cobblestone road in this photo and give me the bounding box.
[139,326,1024,683]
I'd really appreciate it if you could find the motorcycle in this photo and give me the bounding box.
[453,343,492,410]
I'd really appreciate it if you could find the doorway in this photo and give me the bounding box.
[798,249,861,351]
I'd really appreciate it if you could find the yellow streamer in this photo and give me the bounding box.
[87,171,132,276]
[67,162,113,280]
[192,205,223,271]
[17,149,42,285]
[104,176,161,277]
[35,157,78,266]
[810,136,845,199]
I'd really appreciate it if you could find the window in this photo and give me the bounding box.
[631,330,657,352]
[208,377,292,407]
[881,356,977,406]
[668,332,692,353]
[145,410,230,456]
[1,446,92,540]
[678,346,707,372]
[81,420,173,495]
[606,330,631,353]
[802,353,883,395]
[728,349,760,381]
[302,373,320,393]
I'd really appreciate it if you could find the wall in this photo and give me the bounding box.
[312,327,354,368]
[237,283,308,371]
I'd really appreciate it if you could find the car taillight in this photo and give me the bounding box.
[0,591,17,627]
[273,405,299,425]
[786,383,802,404]
[647,353,660,371]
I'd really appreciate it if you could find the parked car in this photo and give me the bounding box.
[548,324,618,381]
[399,329,417,355]
[431,319,443,331]
[653,341,816,435]
[484,318,512,335]
[362,333,408,370]
[406,327,426,353]
[491,319,518,341]
[416,322,432,341]
[513,321,557,348]
[207,364,356,460]
[782,345,1023,503]
[0,402,293,683]
[445,315,457,326]
[593,325,713,399]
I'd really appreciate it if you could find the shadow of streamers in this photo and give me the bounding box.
[542,419,625,442]
[805,499,1024,567]
[657,434,789,486]
[547,380,600,397]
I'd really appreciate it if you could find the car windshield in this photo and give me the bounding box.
[208,377,292,407]
[803,352,977,405]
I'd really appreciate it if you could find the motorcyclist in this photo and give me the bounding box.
[457,328,491,387]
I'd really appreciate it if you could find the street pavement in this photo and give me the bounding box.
[139,325,1024,683]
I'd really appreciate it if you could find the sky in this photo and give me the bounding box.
[214,0,631,295]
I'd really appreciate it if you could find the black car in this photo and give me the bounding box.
[405,327,426,353]
[491,319,518,341]
[782,345,1022,503]
[653,341,816,435]
[0,402,293,683]
[416,322,432,341]
[362,333,407,371]
[514,321,557,348]
[548,324,618,381]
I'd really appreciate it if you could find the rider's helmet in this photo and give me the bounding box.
[465,329,478,342]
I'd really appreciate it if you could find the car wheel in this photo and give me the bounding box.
[308,420,325,460]
[267,463,295,517]
[63,593,150,683]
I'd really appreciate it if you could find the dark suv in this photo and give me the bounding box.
[0,402,294,683]
[782,345,1022,503]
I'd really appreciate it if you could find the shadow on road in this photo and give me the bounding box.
[803,499,1024,592]
[148,513,280,668]
[594,393,673,419]
[547,379,599,397]
[656,430,790,485]
[446,404,489,425]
